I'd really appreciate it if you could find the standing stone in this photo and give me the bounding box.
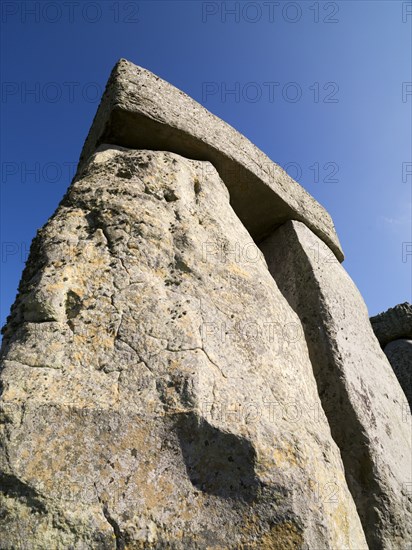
[370,304,412,411]
[260,220,412,549]
[0,148,367,549]
[384,339,412,410]
[1,59,409,549]
[370,302,412,348]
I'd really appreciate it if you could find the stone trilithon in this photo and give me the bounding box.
[0,60,410,549]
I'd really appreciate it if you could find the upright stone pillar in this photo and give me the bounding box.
[370,303,412,410]
[1,59,410,548]
[0,149,366,549]
[260,220,412,549]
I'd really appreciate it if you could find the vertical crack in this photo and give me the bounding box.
[102,504,125,550]
[95,484,125,550]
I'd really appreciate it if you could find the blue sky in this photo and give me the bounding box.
[1,0,411,330]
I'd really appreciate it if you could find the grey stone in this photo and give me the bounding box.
[77,59,344,262]
[370,303,412,348]
[0,148,366,549]
[260,220,412,550]
[384,339,412,410]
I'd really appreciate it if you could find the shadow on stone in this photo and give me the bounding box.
[175,412,259,503]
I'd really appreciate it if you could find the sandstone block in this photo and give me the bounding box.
[370,303,412,348]
[77,59,344,261]
[260,220,412,549]
[0,149,364,549]
[384,339,412,410]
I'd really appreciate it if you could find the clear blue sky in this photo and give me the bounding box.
[1,0,411,330]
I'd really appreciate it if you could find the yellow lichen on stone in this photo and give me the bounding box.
[259,521,304,549]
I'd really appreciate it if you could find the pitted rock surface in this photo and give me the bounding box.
[384,339,412,410]
[1,59,410,549]
[370,302,412,348]
[0,148,366,549]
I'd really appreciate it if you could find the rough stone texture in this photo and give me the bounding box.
[370,302,412,348]
[260,220,412,550]
[77,59,344,262]
[384,339,412,410]
[0,149,366,549]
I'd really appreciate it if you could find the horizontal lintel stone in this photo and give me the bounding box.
[77,59,344,262]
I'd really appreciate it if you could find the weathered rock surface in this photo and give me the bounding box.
[384,339,412,410]
[1,59,409,549]
[0,149,366,549]
[260,220,412,549]
[370,304,412,413]
[370,302,412,348]
[77,59,344,261]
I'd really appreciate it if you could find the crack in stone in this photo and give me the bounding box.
[115,336,154,375]
[198,301,227,379]
[95,484,125,550]
[102,504,125,550]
